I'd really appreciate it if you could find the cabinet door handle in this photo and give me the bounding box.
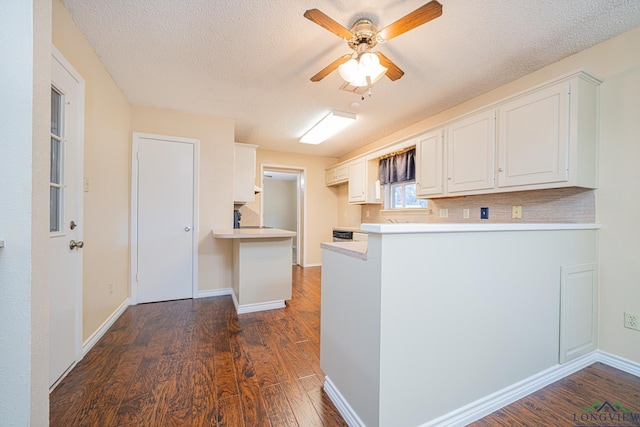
[498,167,504,172]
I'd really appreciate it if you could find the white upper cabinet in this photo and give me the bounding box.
[348,158,366,203]
[328,70,601,199]
[498,82,569,188]
[234,143,257,203]
[348,158,381,204]
[325,163,349,187]
[416,129,444,197]
[447,110,496,194]
[497,73,601,190]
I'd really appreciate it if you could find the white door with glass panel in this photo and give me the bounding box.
[49,50,84,387]
[132,133,198,304]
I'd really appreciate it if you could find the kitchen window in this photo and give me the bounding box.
[379,147,428,210]
[389,181,427,209]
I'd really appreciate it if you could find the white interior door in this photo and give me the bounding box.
[49,49,84,388]
[133,133,198,304]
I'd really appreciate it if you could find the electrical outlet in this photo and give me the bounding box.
[512,205,522,219]
[624,312,640,331]
[439,209,448,218]
[366,210,370,218]
[480,207,489,219]
[463,208,470,219]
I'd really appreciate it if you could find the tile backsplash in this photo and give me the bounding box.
[361,188,595,224]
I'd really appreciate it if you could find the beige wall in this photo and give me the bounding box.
[131,106,235,292]
[53,0,132,341]
[263,179,298,247]
[242,150,338,266]
[339,26,640,364]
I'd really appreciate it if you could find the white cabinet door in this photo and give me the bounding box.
[348,159,366,203]
[498,83,570,188]
[559,263,598,363]
[234,143,257,203]
[447,110,496,193]
[415,129,444,197]
[335,164,349,183]
[325,167,336,186]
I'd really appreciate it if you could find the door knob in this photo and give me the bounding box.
[69,240,84,250]
[184,226,192,232]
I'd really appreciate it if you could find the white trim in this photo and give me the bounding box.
[422,353,599,426]
[51,45,85,370]
[596,350,640,377]
[324,350,640,427]
[324,377,366,427]
[230,291,285,314]
[197,288,233,298]
[81,298,130,356]
[304,262,322,268]
[260,164,307,267]
[130,132,199,304]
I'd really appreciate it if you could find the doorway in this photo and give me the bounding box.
[49,47,85,388]
[130,133,199,304]
[261,165,305,266]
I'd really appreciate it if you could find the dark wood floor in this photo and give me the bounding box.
[50,266,346,426]
[51,265,640,426]
[471,362,640,426]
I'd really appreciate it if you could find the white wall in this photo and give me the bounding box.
[0,0,51,425]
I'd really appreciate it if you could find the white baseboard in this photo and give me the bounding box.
[197,288,232,298]
[324,351,640,427]
[423,352,600,426]
[324,376,366,427]
[303,262,321,268]
[596,350,640,377]
[82,298,129,356]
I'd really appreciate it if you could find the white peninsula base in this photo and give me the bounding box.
[321,223,600,427]
[213,228,295,314]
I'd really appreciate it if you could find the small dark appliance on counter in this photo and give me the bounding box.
[233,209,242,229]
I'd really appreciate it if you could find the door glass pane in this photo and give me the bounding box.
[50,186,60,232]
[51,89,61,136]
[50,137,60,184]
[50,87,63,233]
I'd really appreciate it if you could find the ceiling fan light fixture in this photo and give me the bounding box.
[299,110,357,144]
[338,58,359,82]
[337,52,388,87]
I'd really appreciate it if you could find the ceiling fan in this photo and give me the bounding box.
[304,1,443,88]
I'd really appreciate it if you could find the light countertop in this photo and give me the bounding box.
[321,241,368,260]
[212,228,296,239]
[360,223,601,234]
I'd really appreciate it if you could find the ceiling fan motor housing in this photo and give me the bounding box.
[348,19,379,50]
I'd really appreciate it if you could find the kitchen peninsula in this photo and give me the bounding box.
[320,223,599,426]
[213,228,296,314]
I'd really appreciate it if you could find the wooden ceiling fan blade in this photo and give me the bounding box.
[375,52,404,81]
[310,54,352,82]
[377,0,442,41]
[304,9,353,40]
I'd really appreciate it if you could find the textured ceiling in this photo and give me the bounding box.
[60,0,640,158]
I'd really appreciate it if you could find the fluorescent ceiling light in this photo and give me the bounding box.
[300,111,357,145]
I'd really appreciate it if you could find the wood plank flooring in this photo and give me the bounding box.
[50,266,346,426]
[51,265,640,426]
[470,362,640,426]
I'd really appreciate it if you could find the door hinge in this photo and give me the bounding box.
[135,273,139,282]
